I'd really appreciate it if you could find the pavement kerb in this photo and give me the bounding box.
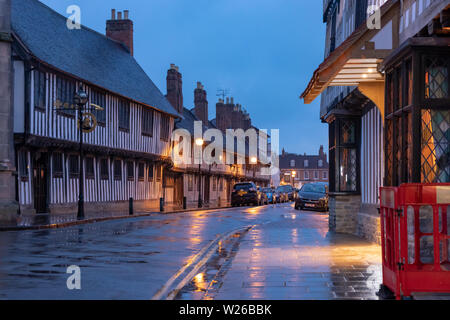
[0,205,248,232]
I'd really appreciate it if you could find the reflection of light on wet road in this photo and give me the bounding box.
[244,207,263,216]
[193,272,208,292]
[187,212,208,246]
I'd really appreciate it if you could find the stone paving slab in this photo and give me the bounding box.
[213,208,383,300]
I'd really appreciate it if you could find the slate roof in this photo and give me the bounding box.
[12,0,179,117]
[280,152,329,170]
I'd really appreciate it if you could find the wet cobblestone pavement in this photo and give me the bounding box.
[0,203,382,300]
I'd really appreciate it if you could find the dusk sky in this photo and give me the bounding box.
[41,0,327,155]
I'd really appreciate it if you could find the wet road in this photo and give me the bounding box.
[0,204,285,299]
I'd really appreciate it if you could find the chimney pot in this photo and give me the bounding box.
[197,82,202,89]
[106,9,134,55]
[226,97,230,104]
[230,97,234,104]
[124,10,129,20]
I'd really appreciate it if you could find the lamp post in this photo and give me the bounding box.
[195,138,204,208]
[74,85,89,220]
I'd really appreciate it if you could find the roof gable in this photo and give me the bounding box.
[12,0,179,117]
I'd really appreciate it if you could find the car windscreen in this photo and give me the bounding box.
[262,188,272,193]
[301,184,326,194]
[234,184,253,191]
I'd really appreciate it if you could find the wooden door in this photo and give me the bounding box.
[203,176,210,205]
[33,153,48,214]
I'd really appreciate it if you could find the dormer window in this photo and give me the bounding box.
[304,160,309,168]
[318,160,323,167]
[290,160,295,167]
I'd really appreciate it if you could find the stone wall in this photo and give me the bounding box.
[329,194,361,234]
[356,211,381,244]
[329,195,381,244]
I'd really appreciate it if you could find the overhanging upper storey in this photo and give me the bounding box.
[301,0,400,114]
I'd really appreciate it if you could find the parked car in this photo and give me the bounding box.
[231,182,260,207]
[257,187,269,205]
[282,185,296,201]
[262,187,276,204]
[295,182,329,211]
[275,186,288,203]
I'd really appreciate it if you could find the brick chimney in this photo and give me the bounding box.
[106,9,134,55]
[166,64,183,114]
[194,82,208,124]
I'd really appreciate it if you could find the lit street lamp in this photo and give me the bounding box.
[195,138,204,208]
[74,85,89,220]
[250,156,257,179]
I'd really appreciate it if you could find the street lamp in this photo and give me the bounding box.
[195,138,204,208]
[74,85,89,220]
[250,156,257,179]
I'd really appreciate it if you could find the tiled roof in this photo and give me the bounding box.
[12,0,179,117]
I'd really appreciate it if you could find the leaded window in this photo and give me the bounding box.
[138,163,145,181]
[421,109,450,183]
[118,99,130,131]
[86,157,95,179]
[425,57,449,99]
[34,70,46,111]
[127,161,134,181]
[384,48,450,185]
[114,160,122,181]
[91,89,106,125]
[52,153,63,178]
[148,162,154,181]
[329,117,360,193]
[68,155,79,178]
[160,114,170,141]
[56,76,76,116]
[100,158,109,180]
[142,108,154,136]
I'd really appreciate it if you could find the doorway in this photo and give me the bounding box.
[33,152,48,213]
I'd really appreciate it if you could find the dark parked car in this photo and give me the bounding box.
[275,186,288,203]
[231,182,260,207]
[295,183,329,211]
[277,185,295,202]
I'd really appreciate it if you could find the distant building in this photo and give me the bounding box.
[279,146,329,189]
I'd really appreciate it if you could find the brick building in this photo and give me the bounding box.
[214,97,252,132]
[279,146,329,189]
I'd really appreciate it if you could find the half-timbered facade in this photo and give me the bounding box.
[167,66,271,209]
[12,0,178,215]
[301,0,450,243]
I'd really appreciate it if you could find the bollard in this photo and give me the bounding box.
[183,197,187,210]
[160,197,164,212]
[129,197,134,216]
[218,196,221,208]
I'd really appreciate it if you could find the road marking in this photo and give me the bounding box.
[151,225,254,300]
